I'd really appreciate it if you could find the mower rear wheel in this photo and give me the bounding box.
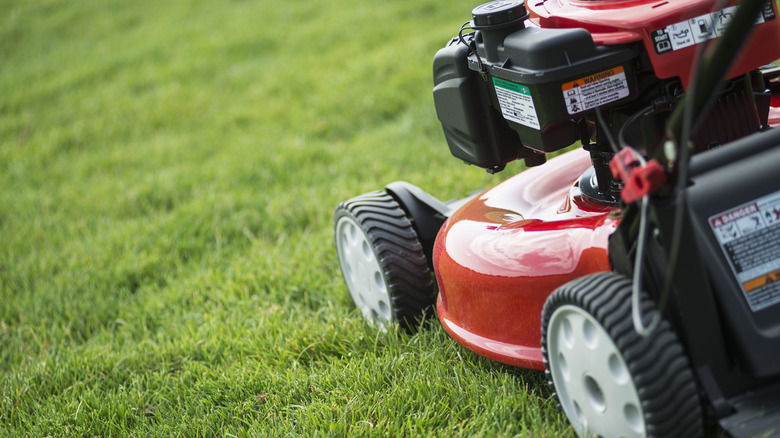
[334,191,436,330]
[541,272,703,438]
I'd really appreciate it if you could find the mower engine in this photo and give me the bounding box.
[428,1,780,436]
[333,0,780,435]
[433,0,780,183]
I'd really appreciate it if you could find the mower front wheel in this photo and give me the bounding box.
[334,191,436,330]
[541,272,703,438]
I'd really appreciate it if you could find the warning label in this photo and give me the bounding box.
[492,78,540,130]
[561,66,630,115]
[710,191,780,312]
[651,0,776,54]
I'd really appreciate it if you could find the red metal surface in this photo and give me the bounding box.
[771,106,780,127]
[433,149,620,370]
[771,95,780,126]
[527,0,780,89]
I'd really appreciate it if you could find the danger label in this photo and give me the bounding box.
[710,203,760,228]
[651,0,776,54]
[561,66,630,115]
[493,78,540,130]
[710,191,780,312]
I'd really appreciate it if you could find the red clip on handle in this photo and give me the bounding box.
[609,148,666,204]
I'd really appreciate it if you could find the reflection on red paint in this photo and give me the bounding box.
[434,148,620,369]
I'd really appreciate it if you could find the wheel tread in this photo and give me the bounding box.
[335,191,436,329]
[541,272,704,438]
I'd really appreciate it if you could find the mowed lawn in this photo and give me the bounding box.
[0,0,571,436]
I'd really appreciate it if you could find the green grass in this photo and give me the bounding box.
[0,0,570,436]
[6,0,775,435]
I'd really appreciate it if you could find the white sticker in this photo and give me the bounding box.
[492,78,540,130]
[710,190,780,312]
[561,66,630,115]
[651,1,776,54]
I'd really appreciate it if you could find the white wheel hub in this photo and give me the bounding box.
[547,304,645,438]
[335,216,392,327]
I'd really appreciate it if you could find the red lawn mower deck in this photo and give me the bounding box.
[334,0,780,436]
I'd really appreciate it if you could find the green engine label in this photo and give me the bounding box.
[492,78,540,130]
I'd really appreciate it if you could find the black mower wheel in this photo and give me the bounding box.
[334,190,436,330]
[541,272,703,438]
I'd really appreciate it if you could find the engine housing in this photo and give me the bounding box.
[433,0,780,173]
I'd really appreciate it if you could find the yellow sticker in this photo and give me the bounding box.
[561,66,629,115]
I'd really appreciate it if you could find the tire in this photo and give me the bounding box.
[334,190,436,330]
[541,272,703,438]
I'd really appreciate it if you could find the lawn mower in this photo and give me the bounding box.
[333,0,780,436]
